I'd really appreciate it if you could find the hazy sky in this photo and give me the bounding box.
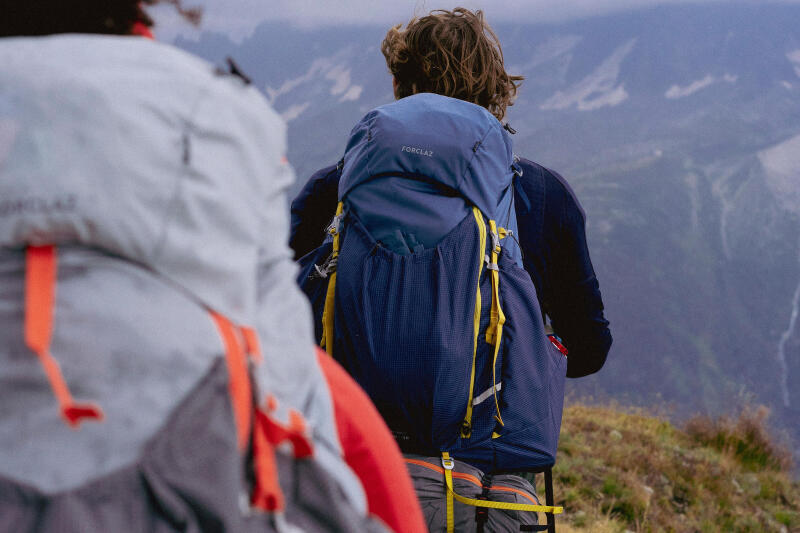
[151,0,800,41]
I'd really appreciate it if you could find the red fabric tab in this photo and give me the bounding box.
[62,404,104,427]
[547,335,569,356]
[131,21,154,39]
[251,410,285,511]
[259,409,314,459]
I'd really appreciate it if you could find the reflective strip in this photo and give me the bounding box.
[472,382,502,406]
[320,201,344,356]
[462,207,487,438]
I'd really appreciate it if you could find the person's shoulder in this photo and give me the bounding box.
[292,161,342,212]
[302,161,343,198]
[517,157,585,219]
[310,160,343,183]
[517,157,571,196]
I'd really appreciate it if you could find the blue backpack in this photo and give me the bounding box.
[299,93,567,473]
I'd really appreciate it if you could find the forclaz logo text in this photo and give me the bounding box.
[401,145,434,157]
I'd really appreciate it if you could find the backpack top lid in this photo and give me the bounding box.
[340,93,515,219]
[0,35,292,325]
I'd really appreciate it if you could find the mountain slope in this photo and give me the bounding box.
[549,403,799,532]
[173,3,800,454]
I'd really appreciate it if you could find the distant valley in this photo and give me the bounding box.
[175,2,800,456]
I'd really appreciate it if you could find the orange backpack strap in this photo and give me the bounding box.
[210,316,293,512]
[24,245,104,428]
[240,326,263,363]
[250,400,314,511]
[251,408,285,512]
[209,312,253,452]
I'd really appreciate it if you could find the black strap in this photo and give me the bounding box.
[544,468,556,533]
[225,57,251,85]
[519,469,554,532]
[213,57,252,85]
[474,472,493,533]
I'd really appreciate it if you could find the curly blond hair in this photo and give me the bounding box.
[381,7,523,121]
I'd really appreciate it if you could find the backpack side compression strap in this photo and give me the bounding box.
[320,202,344,356]
[440,452,563,533]
[209,312,254,452]
[211,312,314,513]
[486,220,507,428]
[461,207,488,438]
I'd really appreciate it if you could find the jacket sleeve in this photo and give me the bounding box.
[289,162,342,260]
[515,160,612,378]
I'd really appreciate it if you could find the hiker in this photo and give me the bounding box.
[0,2,425,532]
[290,7,612,531]
[291,8,611,380]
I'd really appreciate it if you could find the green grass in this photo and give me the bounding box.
[538,403,800,532]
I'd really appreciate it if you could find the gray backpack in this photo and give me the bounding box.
[0,35,384,532]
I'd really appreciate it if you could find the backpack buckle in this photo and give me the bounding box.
[489,230,501,253]
[475,505,489,523]
[441,455,455,470]
[313,263,329,279]
[310,252,339,280]
[327,213,343,235]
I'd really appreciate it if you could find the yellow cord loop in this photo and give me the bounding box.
[462,207,487,438]
[320,202,344,356]
[441,452,563,533]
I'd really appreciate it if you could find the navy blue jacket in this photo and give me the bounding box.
[289,158,612,378]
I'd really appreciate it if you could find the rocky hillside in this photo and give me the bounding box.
[174,2,800,455]
[547,403,799,532]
